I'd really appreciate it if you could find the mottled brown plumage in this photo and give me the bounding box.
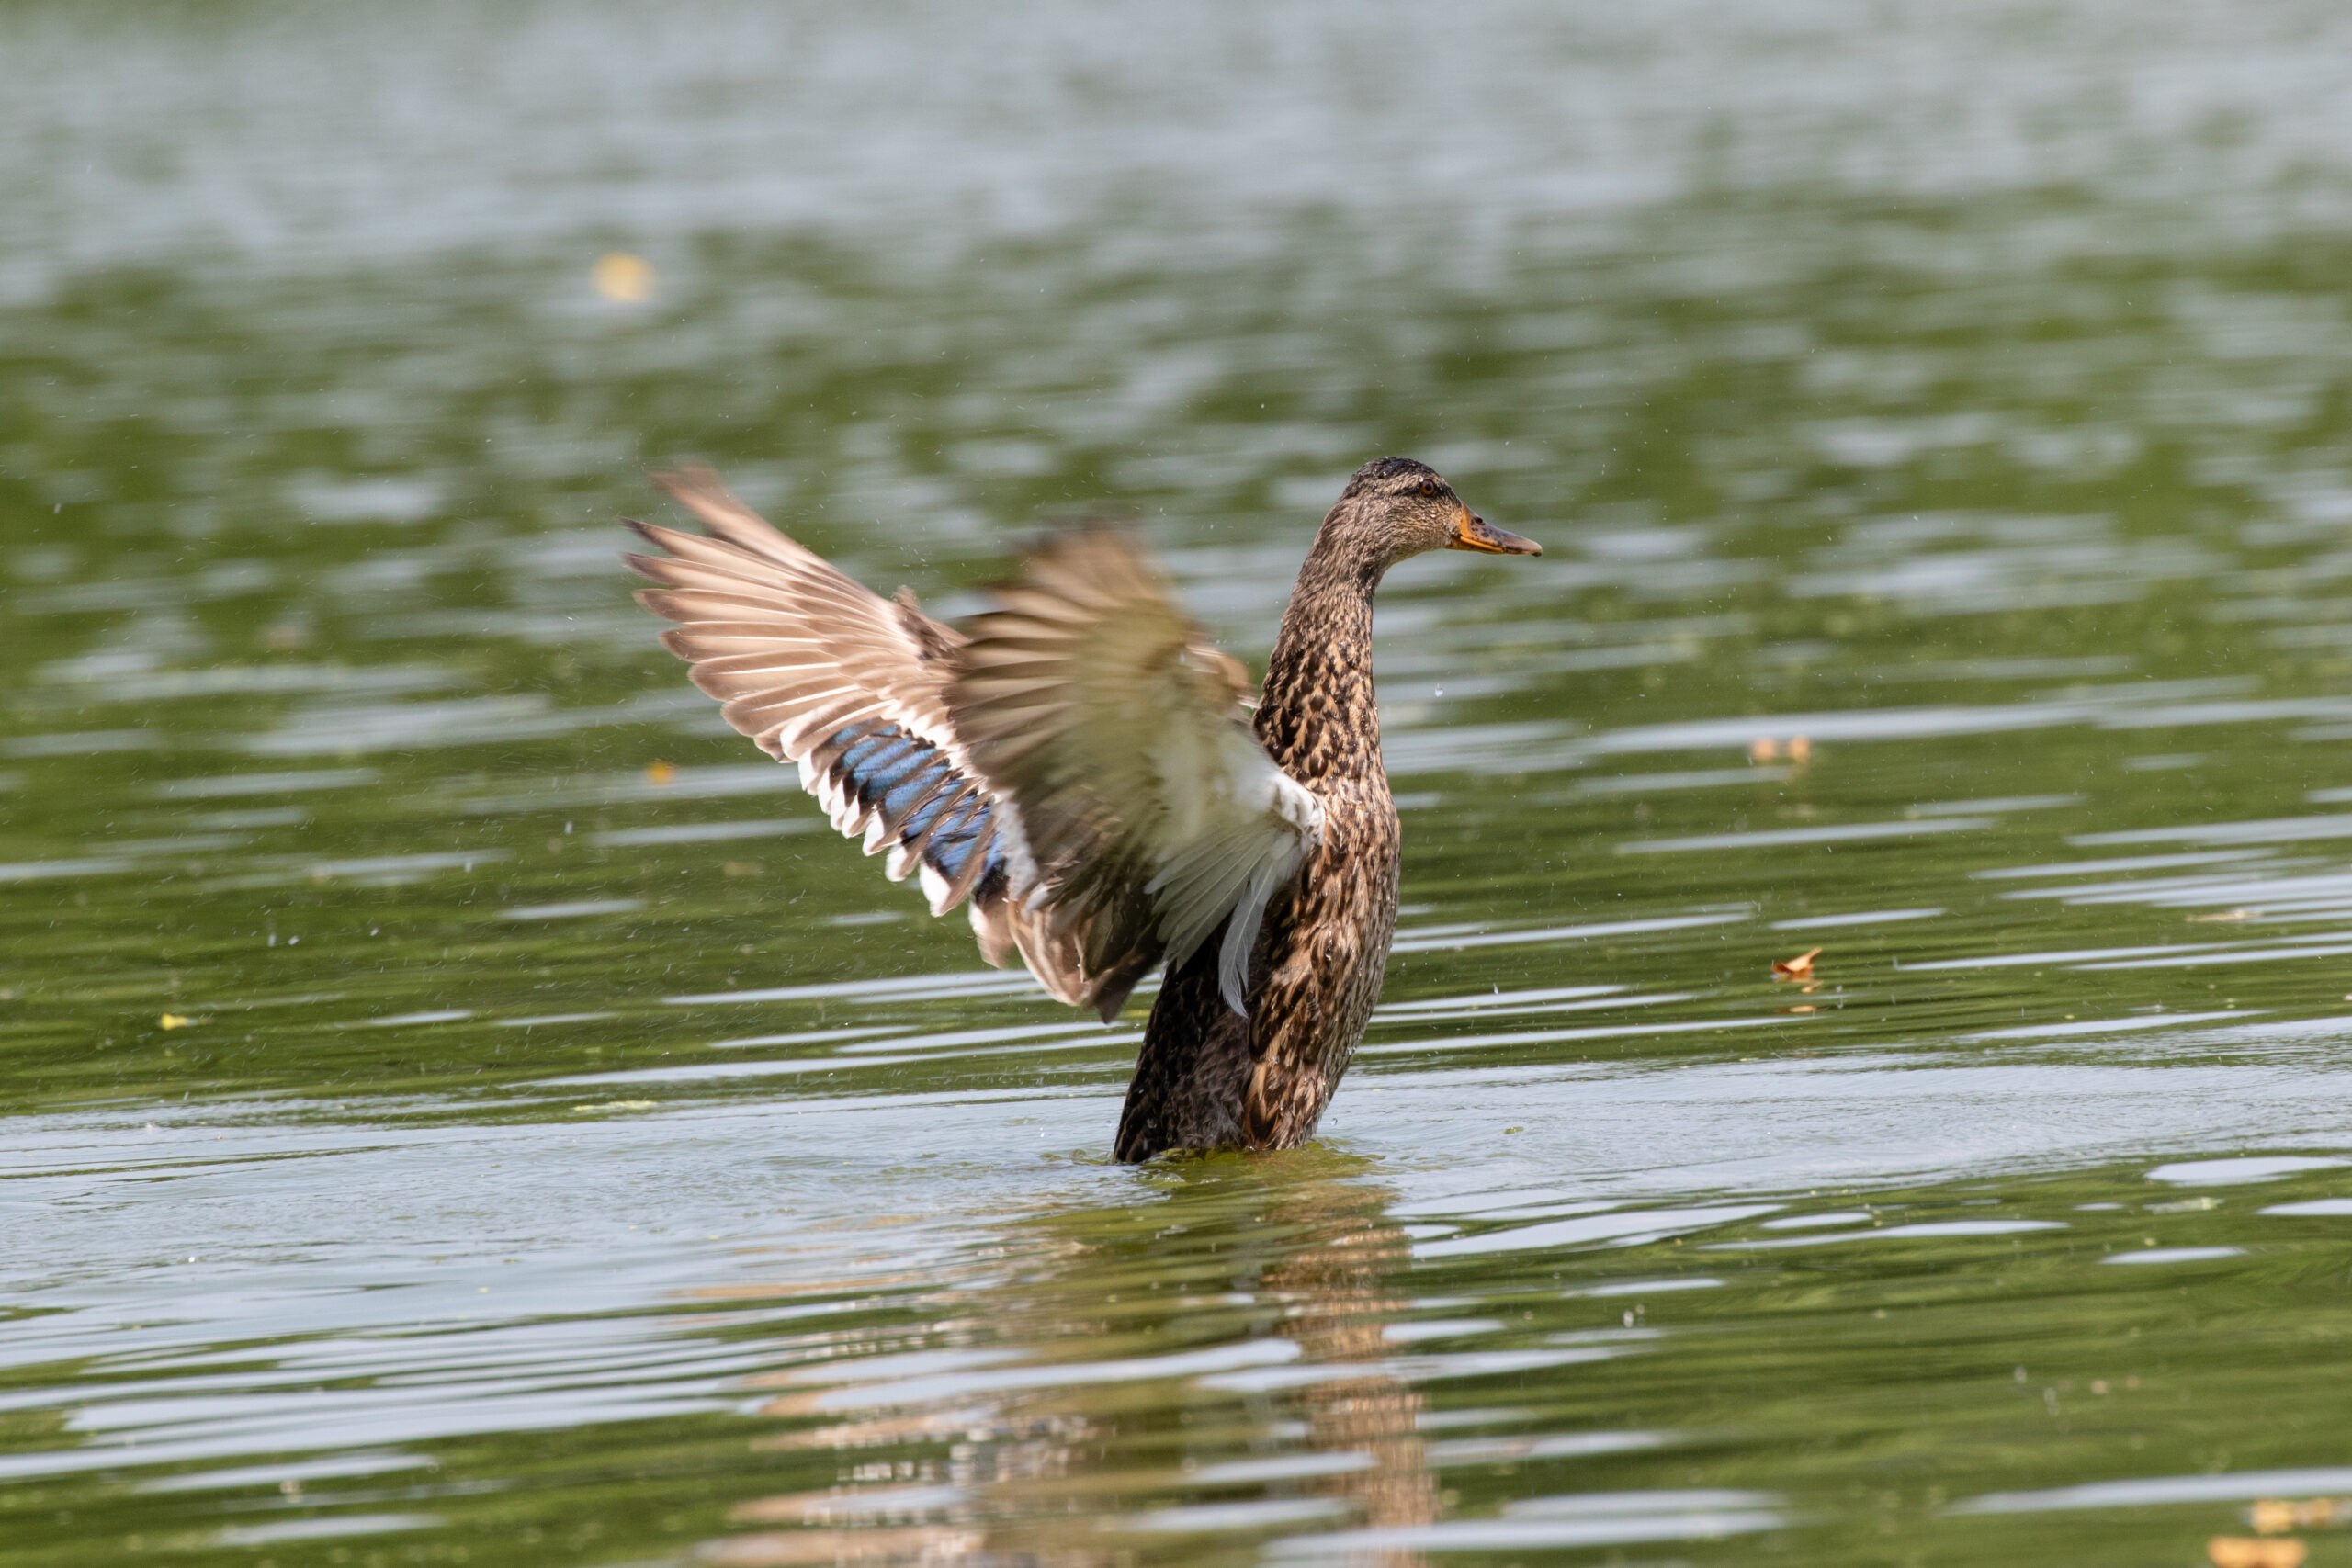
[1113,458,1538,1157]
[627,457,1537,1162]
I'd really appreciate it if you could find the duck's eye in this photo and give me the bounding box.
[1417,479,1440,498]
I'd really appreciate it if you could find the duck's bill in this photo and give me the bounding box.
[1448,512,1543,556]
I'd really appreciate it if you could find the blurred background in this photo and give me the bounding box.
[8,4,2352,1565]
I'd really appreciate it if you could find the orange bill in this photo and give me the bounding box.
[1447,508,1542,556]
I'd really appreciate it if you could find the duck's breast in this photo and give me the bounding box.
[1238,779,1401,1146]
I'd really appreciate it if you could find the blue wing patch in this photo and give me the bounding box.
[812,717,1005,913]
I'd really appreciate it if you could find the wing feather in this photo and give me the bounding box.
[629,470,1308,1021]
[948,526,1321,1016]
[627,468,1025,933]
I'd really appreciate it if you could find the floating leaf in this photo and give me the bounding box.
[2210,1536,2307,1568]
[158,1013,195,1030]
[644,761,677,785]
[1748,736,1815,765]
[592,252,656,304]
[2252,1498,2345,1534]
[1771,947,1822,983]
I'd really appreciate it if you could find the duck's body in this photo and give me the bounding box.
[1117,544,1403,1158]
[628,457,1537,1161]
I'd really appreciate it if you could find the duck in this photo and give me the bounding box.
[626,457,1540,1161]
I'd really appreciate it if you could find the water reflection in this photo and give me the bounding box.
[717,1156,1438,1566]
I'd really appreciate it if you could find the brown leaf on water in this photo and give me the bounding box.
[2190,908,2256,924]
[1747,737,1781,763]
[1771,947,1821,983]
[1787,735,1813,764]
[2210,1536,2308,1568]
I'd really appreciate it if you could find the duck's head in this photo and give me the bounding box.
[1317,457,1540,584]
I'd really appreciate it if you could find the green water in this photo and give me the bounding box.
[8,3,2352,1563]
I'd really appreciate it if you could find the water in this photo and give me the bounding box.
[7,2,2352,1562]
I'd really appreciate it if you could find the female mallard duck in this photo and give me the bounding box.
[627,457,1539,1161]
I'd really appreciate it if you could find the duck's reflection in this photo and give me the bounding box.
[707,1150,1437,1566]
[1257,1173,1442,1549]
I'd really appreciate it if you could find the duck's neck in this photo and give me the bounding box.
[1256,543,1384,784]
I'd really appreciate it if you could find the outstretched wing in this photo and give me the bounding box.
[628,475,1319,1021]
[948,527,1324,1017]
[625,468,1013,924]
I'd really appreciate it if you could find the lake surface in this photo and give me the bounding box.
[7,3,2352,1563]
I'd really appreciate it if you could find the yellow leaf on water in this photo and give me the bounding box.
[592,252,656,304]
[2252,1498,2345,1534]
[1747,736,1816,766]
[2253,1502,2298,1535]
[2210,1536,2308,1568]
[159,1014,193,1030]
[644,760,677,785]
